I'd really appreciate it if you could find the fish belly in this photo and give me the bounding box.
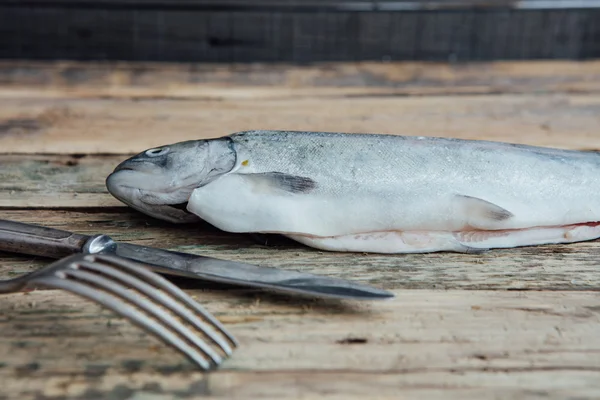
[287,223,600,253]
[187,172,600,253]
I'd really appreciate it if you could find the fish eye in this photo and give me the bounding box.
[145,147,169,157]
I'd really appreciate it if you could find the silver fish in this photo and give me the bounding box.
[106,130,600,253]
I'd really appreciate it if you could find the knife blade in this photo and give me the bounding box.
[0,219,394,300]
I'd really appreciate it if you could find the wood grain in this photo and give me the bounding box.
[1,289,599,399]
[2,60,600,399]
[0,155,121,208]
[2,209,600,292]
[0,93,599,154]
[2,60,600,92]
[2,61,600,154]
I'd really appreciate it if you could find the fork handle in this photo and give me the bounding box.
[0,219,90,259]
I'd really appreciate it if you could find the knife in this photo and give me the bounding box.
[0,219,394,300]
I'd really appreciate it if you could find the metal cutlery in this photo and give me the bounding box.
[0,253,237,370]
[0,219,394,300]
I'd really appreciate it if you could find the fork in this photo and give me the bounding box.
[0,253,238,370]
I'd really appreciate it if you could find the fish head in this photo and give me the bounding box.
[106,138,236,223]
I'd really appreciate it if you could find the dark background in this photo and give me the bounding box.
[0,0,599,63]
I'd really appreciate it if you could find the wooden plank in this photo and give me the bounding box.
[2,60,600,92]
[1,289,599,399]
[4,371,600,400]
[1,93,600,154]
[2,209,600,291]
[0,6,598,63]
[1,60,599,399]
[0,155,121,208]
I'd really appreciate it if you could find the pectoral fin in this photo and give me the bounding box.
[244,172,317,194]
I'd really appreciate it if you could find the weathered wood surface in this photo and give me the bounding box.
[1,60,600,399]
[1,61,600,154]
[4,94,600,154]
[2,289,600,399]
[2,60,600,91]
[0,155,119,208]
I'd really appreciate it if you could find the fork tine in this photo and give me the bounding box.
[89,254,238,348]
[61,267,225,364]
[42,276,214,370]
[75,257,235,356]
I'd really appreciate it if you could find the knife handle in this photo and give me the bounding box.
[0,219,90,259]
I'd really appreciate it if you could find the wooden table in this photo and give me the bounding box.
[1,60,600,399]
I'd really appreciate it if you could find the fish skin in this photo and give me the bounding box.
[107,130,600,253]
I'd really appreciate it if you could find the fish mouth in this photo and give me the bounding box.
[106,170,200,223]
[169,201,191,211]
